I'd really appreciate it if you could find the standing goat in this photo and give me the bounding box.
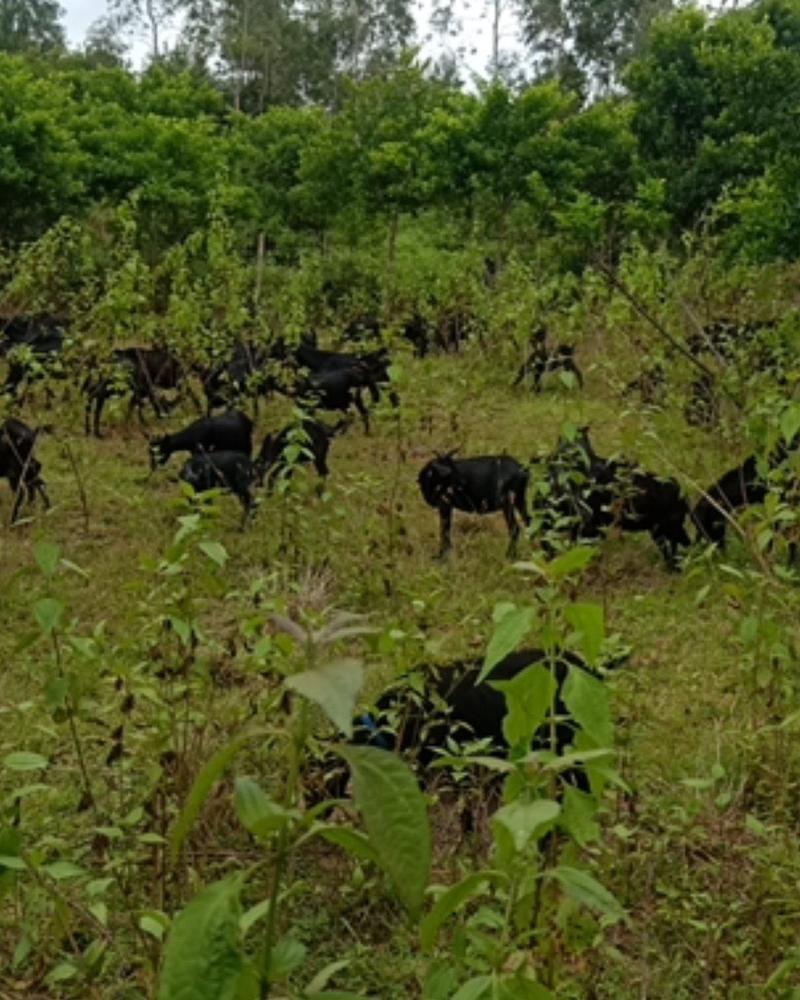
[418,453,530,557]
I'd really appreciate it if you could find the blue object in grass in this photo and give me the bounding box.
[357,712,393,751]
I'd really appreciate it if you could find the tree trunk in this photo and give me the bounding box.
[387,211,399,270]
[145,0,160,59]
[254,232,266,305]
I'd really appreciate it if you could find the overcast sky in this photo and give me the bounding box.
[62,0,105,46]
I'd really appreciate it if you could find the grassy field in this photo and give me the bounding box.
[2,334,800,998]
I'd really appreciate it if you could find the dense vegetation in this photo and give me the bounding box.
[4,0,800,996]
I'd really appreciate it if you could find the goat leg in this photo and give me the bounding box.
[437,505,452,559]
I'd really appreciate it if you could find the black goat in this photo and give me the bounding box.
[256,418,338,487]
[418,453,530,557]
[149,411,253,470]
[0,418,50,522]
[402,313,430,357]
[514,328,583,393]
[313,647,617,803]
[691,455,770,547]
[83,347,192,438]
[538,428,690,568]
[296,366,372,433]
[1,316,68,400]
[179,450,257,521]
[200,341,278,412]
[295,341,394,407]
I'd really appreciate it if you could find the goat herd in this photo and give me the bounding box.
[0,310,793,795]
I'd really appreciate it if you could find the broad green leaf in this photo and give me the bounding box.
[495,976,553,999]
[0,855,26,870]
[33,598,64,635]
[168,616,191,646]
[562,668,612,747]
[198,541,229,568]
[3,752,49,772]
[169,735,250,866]
[139,915,167,941]
[492,800,560,854]
[240,898,272,936]
[548,866,625,922]
[479,606,536,683]
[233,778,294,841]
[493,665,555,748]
[34,542,60,577]
[159,875,248,1000]
[781,404,800,445]
[421,871,501,952]
[43,861,85,880]
[559,786,600,847]
[312,825,378,865]
[304,959,350,994]
[544,547,596,581]
[452,975,492,1000]
[47,962,78,983]
[564,603,604,666]
[267,936,307,982]
[423,961,459,999]
[336,745,430,919]
[287,659,363,738]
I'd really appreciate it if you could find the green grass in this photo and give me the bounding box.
[2,338,800,998]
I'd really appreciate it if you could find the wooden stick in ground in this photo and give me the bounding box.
[62,439,90,532]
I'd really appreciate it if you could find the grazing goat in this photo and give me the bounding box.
[179,450,257,521]
[0,418,50,522]
[691,455,770,547]
[418,453,530,557]
[313,647,619,803]
[149,411,253,469]
[256,418,338,487]
[295,340,395,406]
[514,328,583,393]
[1,316,67,400]
[296,366,373,433]
[83,347,191,438]
[201,341,277,412]
[539,428,690,568]
[402,313,430,357]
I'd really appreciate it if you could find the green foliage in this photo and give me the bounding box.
[336,744,431,918]
[158,875,252,1000]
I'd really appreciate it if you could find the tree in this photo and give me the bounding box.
[0,55,84,242]
[626,1,800,229]
[107,0,180,61]
[517,0,674,93]
[0,0,64,52]
[180,0,415,110]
